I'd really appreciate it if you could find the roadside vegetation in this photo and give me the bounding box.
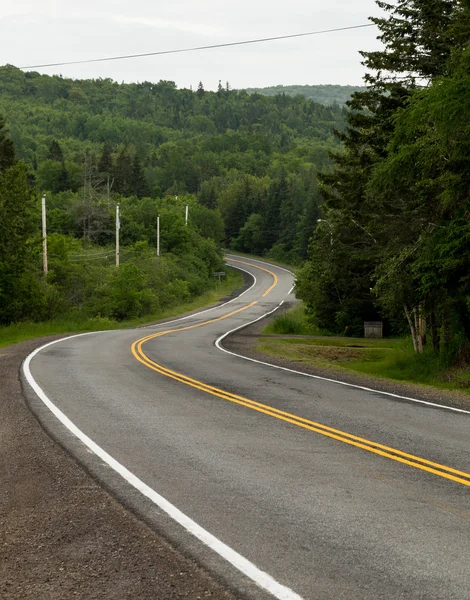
[260,305,470,392]
[0,268,243,348]
[262,304,323,335]
[0,67,345,344]
[2,1,470,390]
[293,1,470,384]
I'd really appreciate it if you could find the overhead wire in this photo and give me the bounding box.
[19,23,375,69]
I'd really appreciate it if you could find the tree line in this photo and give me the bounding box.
[244,85,367,106]
[0,69,346,325]
[296,0,470,367]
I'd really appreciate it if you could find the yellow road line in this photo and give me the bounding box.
[229,258,278,297]
[131,260,470,488]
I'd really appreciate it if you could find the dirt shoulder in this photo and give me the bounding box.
[0,336,237,600]
[223,318,470,412]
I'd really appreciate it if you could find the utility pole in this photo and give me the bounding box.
[116,204,120,267]
[42,195,48,275]
[157,214,160,257]
[185,204,189,226]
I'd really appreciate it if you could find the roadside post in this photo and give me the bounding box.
[42,195,48,275]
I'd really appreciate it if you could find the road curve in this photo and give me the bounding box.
[24,255,470,600]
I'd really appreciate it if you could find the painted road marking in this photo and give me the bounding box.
[229,258,278,297]
[133,262,470,488]
[225,258,470,416]
[23,334,303,600]
[23,257,470,600]
[140,262,257,330]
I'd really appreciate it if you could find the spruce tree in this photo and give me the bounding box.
[299,0,462,334]
[131,155,150,198]
[112,147,133,196]
[47,139,64,163]
[0,116,15,173]
[98,141,113,175]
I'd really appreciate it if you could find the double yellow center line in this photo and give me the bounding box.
[131,260,470,488]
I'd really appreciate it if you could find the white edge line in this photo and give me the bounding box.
[22,256,468,600]
[141,261,256,329]
[215,304,470,416]
[225,253,294,275]
[21,265,303,600]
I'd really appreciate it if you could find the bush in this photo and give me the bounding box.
[90,263,157,321]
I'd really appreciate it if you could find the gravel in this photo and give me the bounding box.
[0,336,238,600]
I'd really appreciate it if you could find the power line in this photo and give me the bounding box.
[20,23,375,69]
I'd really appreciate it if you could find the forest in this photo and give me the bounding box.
[295,0,470,366]
[2,0,470,378]
[244,84,366,106]
[0,66,344,326]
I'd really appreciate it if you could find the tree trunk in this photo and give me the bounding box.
[418,306,426,348]
[413,307,423,353]
[404,305,418,353]
[430,309,439,351]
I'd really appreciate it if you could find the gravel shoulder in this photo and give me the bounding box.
[3,276,468,599]
[1,335,239,600]
[223,315,470,413]
[0,271,252,600]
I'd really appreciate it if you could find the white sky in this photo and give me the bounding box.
[0,0,383,89]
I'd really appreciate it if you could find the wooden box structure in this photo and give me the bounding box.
[364,321,383,339]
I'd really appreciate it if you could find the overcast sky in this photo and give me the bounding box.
[1,0,383,89]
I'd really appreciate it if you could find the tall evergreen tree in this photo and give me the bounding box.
[98,141,113,174]
[112,147,133,196]
[131,154,150,198]
[298,0,462,335]
[0,115,16,173]
[47,139,64,163]
[0,163,44,324]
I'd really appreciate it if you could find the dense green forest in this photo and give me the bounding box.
[296,0,470,369]
[0,66,345,326]
[2,0,470,380]
[244,85,366,106]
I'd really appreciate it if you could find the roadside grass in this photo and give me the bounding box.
[262,305,326,335]
[0,268,244,348]
[258,337,470,392]
[258,305,470,392]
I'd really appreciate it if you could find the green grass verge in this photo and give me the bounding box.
[259,304,470,392]
[262,305,326,335]
[257,336,470,392]
[0,268,244,348]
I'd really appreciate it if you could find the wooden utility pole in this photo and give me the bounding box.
[157,214,160,257]
[116,204,120,267]
[42,195,48,274]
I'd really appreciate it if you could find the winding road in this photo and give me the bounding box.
[23,256,470,600]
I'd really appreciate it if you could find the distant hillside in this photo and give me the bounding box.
[243,85,366,106]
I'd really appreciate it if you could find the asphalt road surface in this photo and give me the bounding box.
[24,255,470,600]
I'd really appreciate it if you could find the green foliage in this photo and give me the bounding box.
[297,0,470,362]
[243,85,366,106]
[262,304,325,336]
[0,267,244,348]
[0,65,344,266]
[0,114,15,172]
[233,214,265,255]
[91,262,156,320]
[0,163,46,324]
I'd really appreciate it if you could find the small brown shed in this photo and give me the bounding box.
[364,321,383,339]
